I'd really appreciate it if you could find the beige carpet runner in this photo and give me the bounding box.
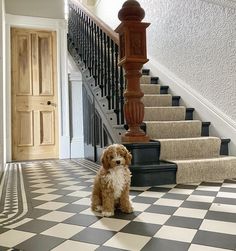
[141,75,236,184]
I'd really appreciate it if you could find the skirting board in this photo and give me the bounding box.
[146,57,236,156]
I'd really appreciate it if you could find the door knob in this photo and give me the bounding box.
[47,101,51,105]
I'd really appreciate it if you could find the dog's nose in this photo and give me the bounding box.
[116,160,120,165]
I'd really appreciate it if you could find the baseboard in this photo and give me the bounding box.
[71,137,84,158]
[146,58,236,156]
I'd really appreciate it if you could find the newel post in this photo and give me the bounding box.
[115,0,150,143]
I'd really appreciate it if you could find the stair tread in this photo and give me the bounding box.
[168,156,236,163]
[145,120,201,124]
[157,136,220,142]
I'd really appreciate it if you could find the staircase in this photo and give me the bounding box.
[67,0,236,186]
[126,70,236,186]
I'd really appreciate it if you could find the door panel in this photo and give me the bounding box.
[11,28,58,161]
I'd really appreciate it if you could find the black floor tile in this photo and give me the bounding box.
[162,193,189,200]
[53,196,79,203]
[132,196,158,204]
[145,205,177,215]
[64,214,101,227]
[15,234,64,251]
[141,238,190,251]
[26,208,51,218]
[15,219,57,233]
[71,227,116,245]
[96,246,127,251]
[205,211,236,223]
[57,204,89,213]
[214,197,236,205]
[180,201,211,210]
[120,221,161,236]
[165,216,203,229]
[192,190,218,197]
[192,230,236,250]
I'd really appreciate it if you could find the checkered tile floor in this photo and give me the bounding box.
[0,159,236,251]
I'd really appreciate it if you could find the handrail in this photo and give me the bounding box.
[70,0,119,45]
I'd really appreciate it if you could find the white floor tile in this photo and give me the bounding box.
[221,183,236,188]
[33,194,62,201]
[35,201,67,210]
[132,202,151,211]
[51,240,99,251]
[41,223,84,239]
[80,208,103,217]
[189,244,234,251]
[200,219,236,235]
[174,208,207,219]
[67,191,91,197]
[59,181,79,185]
[62,185,87,191]
[217,192,236,199]
[38,211,75,222]
[31,188,58,194]
[138,191,165,198]
[90,217,129,231]
[30,183,53,188]
[154,198,183,207]
[187,195,215,203]
[73,197,91,206]
[0,229,35,247]
[210,203,236,214]
[154,225,197,243]
[168,188,194,195]
[104,232,151,251]
[134,212,170,225]
[196,186,221,192]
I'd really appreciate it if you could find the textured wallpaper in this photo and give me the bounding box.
[140,0,236,121]
[95,0,236,122]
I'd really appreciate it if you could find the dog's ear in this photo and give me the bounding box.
[101,149,110,169]
[125,149,132,166]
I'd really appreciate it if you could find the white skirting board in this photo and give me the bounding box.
[146,58,236,156]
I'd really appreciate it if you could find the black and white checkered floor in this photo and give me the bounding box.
[0,159,236,251]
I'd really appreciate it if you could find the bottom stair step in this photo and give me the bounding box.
[130,161,177,187]
[171,156,236,184]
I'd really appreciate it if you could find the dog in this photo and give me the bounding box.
[91,144,133,217]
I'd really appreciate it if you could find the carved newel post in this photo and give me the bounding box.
[115,0,150,143]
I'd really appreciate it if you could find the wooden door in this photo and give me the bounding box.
[11,28,58,161]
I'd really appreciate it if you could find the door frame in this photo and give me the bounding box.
[5,14,70,162]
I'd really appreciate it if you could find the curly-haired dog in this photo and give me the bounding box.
[91,144,133,217]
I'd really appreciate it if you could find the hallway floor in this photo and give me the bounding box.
[0,159,236,251]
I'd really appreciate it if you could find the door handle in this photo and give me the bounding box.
[47,101,51,105]
[47,101,56,107]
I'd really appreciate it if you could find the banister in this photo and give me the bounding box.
[70,0,119,45]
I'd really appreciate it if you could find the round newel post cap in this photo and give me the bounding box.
[118,0,145,22]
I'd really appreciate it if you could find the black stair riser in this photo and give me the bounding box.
[160,86,169,94]
[202,122,210,136]
[220,139,230,155]
[130,163,177,186]
[172,96,181,106]
[150,77,159,84]
[186,108,194,120]
[142,69,150,75]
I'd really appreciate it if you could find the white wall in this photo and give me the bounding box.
[0,0,5,173]
[5,0,65,19]
[92,0,236,155]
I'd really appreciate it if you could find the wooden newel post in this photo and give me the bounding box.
[115,0,150,143]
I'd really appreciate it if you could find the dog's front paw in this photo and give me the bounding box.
[94,205,102,212]
[102,211,114,217]
[121,205,133,214]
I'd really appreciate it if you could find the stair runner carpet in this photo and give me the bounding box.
[140,75,236,184]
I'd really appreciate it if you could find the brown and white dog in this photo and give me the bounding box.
[91,144,133,217]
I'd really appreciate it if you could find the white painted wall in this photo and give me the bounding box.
[0,0,5,173]
[5,0,65,19]
[92,0,236,155]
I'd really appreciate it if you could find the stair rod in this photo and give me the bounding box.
[67,0,125,125]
